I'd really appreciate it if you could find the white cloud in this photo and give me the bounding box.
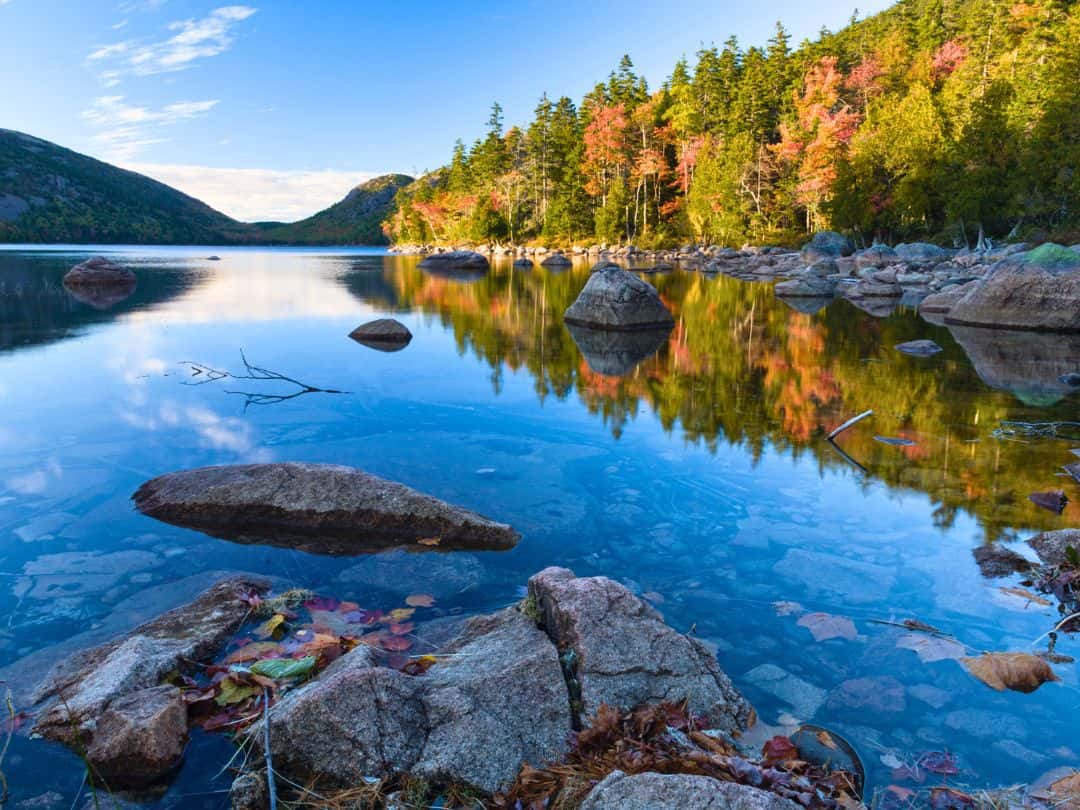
[82,95,219,160]
[89,5,256,78]
[122,161,377,222]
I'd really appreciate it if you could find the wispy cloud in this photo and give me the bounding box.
[82,95,219,160]
[89,5,256,81]
[122,162,377,222]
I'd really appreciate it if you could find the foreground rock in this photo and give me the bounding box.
[529,567,754,732]
[241,568,753,798]
[256,608,571,794]
[564,266,674,331]
[85,685,187,788]
[581,771,800,810]
[133,462,519,555]
[567,322,671,376]
[63,256,136,287]
[33,577,268,786]
[800,231,854,264]
[1028,529,1080,567]
[417,250,489,271]
[945,244,1080,331]
[348,317,412,351]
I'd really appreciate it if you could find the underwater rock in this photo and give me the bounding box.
[895,339,942,356]
[63,256,136,286]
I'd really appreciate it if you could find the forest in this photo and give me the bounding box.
[385,0,1080,249]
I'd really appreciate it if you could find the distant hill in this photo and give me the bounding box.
[0,129,411,245]
[253,173,414,245]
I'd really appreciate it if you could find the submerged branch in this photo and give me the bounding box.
[179,351,348,411]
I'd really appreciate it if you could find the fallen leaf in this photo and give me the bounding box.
[920,751,960,776]
[254,613,286,639]
[797,612,858,642]
[388,621,414,636]
[417,536,441,546]
[896,633,966,663]
[761,735,799,766]
[223,641,281,664]
[1048,772,1080,803]
[249,656,316,680]
[773,600,803,617]
[215,676,259,706]
[380,635,412,652]
[997,586,1052,607]
[960,652,1061,693]
[929,787,976,809]
[816,729,838,750]
[405,594,435,608]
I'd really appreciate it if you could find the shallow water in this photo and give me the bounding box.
[1,246,1078,806]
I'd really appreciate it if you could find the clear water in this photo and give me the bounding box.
[1,246,1078,807]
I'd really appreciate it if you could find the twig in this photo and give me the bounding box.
[177,351,347,412]
[827,409,874,441]
[263,688,278,810]
[0,688,13,804]
[1033,611,1080,647]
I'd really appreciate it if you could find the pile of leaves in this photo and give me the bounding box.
[180,588,439,733]
[493,701,862,809]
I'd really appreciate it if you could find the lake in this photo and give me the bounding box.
[0,245,1077,807]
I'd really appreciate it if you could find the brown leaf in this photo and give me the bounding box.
[1048,772,1080,803]
[405,594,435,608]
[960,652,1061,693]
[417,536,441,546]
[816,729,838,750]
[797,611,858,642]
[762,735,799,766]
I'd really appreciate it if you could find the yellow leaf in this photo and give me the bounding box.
[417,536,441,546]
[960,652,1061,693]
[255,613,286,639]
[997,586,1052,607]
[389,607,415,622]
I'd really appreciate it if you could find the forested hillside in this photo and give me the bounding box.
[385,0,1080,248]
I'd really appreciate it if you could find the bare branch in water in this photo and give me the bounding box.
[992,421,1080,441]
[178,351,347,410]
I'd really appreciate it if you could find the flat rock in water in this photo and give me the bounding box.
[946,244,1080,331]
[32,576,267,747]
[348,317,412,351]
[973,544,1034,578]
[581,771,801,810]
[528,566,753,732]
[63,256,136,287]
[567,322,670,376]
[132,462,519,555]
[1027,529,1080,567]
[895,339,942,356]
[253,607,571,794]
[919,281,978,316]
[774,276,837,298]
[417,250,489,270]
[564,266,674,331]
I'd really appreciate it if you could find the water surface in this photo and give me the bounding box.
[1,246,1078,806]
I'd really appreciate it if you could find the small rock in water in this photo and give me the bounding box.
[874,435,916,447]
[791,725,865,797]
[973,544,1034,578]
[63,256,136,287]
[564,266,674,331]
[895,339,943,356]
[206,255,221,261]
[1029,490,1068,514]
[1065,462,1080,485]
[85,685,187,788]
[348,318,412,351]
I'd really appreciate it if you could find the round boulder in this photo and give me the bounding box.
[63,256,136,287]
[348,318,412,352]
[801,231,854,264]
[564,267,674,331]
[540,253,572,267]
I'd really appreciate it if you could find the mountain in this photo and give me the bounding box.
[253,173,414,245]
[0,129,411,245]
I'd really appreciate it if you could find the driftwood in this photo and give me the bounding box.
[180,350,346,410]
[827,409,874,441]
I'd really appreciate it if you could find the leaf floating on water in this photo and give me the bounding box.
[215,677,259,706]
[902,618,943,634]
[816,729,838,750]
[417,536,441,546]
[874,435,916,447]
[919,750,960,776]
[997,586,1052,607]
[797,611,858,642]
[390,607,417,621]
[1029,490,1068,514]
[405,594,435,608]
[929,787,977,809]
[1047,772,1080,804]
[249,656,316,680]
[960,652,1061,693]
[761,735,800,766]
[255,613,286,639]
[223,641,280,664]
[380,635,412,652]
[896,633,966,663]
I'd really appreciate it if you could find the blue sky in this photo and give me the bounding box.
[0,0,892,221]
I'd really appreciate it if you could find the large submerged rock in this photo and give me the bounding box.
[255,607,571,794]
[567,322,671,376]
[564,267,674,331]
[945,244,1080,331]
[132,463,519,555]
[528,567,753,732]
[32,577,268,785]
[581,771,801,810]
